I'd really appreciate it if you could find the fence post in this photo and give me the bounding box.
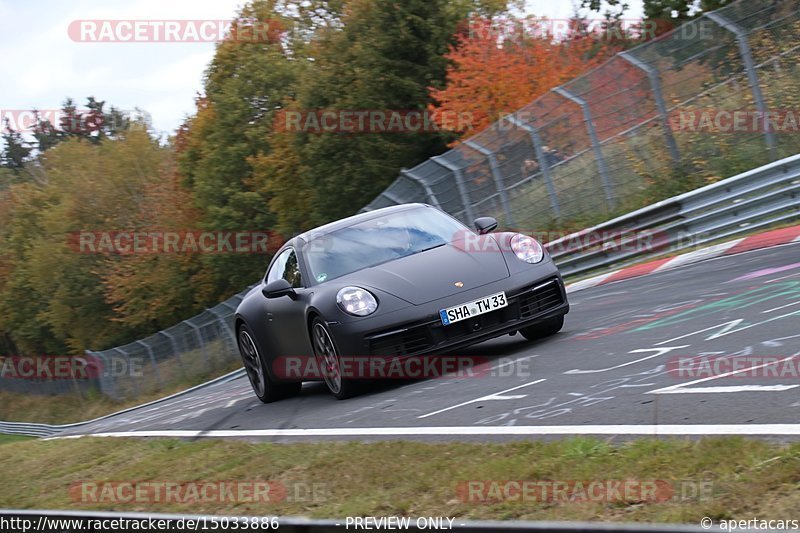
[431,155,476,221]
[136,340,162,390]
[114,347,137,398]
[85,350,111,397]
[401,168,442,209]
[462,140,515,226]
[706,12,777,154]
[159,331,185,378]
[507,115,561,218]
[185,318,211,368]
[208,306,237,354]
[552,86,616,208]
[619,51,681,165]
[380,191,403,205]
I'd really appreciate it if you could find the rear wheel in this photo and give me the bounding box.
[238,324,301,403]
[520,315,564,341]
[311,317,360,400]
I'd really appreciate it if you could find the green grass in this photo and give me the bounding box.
[0,433,33,445]
[1,436,799,521]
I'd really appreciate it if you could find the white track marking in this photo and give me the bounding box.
[766,273,800,283]
[417,379,546,419]
[762,334,800,347]
[564,346,689,375]
[224,397,250,408]
[655,320,745,345]
[652,385,799,394]
[647,354,800,395]
[49,424,800,439]
[653,309,800,346]
[762,300,800,314]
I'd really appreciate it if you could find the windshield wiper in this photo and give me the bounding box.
[415,242,447,253]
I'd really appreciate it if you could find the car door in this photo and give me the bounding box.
[264,247,312,364]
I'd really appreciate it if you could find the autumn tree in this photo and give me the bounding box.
[429,17,601,136]
[101,160,215,333]
[177,2,310,298]
[296,0,467,224]
[0,128,169,353]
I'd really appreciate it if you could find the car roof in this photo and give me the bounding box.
[295,203,430,243]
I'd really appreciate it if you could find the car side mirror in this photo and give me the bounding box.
[473,217,498,235]
[262,278,295,299]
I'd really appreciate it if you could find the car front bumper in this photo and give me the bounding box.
[327,263,569,357]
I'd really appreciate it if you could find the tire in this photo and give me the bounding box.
[520,315,564,341]
[310,317,360,400]
[237,324,301,403]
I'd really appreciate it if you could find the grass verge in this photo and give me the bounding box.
[1,436,799,521]
[0,433,33,445]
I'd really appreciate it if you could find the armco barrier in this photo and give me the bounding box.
[0,368,245,437]
[546,153,800,278]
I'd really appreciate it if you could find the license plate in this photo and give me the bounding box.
[439,291,507,326]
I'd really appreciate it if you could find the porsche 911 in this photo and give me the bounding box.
[235,203,569,401]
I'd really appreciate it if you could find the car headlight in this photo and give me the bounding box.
[510,234,544,263]
[336,286,378,316]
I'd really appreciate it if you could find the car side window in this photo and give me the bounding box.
[266,248,303,288]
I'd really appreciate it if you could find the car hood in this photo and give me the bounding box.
[346,241,510,305]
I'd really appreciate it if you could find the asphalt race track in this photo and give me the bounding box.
[57,243,800,442]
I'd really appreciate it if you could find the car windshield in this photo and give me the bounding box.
[304,207,467,283]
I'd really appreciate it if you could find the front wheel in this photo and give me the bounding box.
[311,317,360,400]
[520,315,564,341]
[237,324,301,403]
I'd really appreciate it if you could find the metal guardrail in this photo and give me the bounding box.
[546,153,800,279]
[0,510,720,532]
[0,421,70,438]
[0,368,245,437]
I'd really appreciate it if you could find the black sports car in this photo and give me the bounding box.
[235,203,569,401]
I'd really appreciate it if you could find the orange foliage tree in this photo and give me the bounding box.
[101,122,216,333]
[429,17,609,136]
